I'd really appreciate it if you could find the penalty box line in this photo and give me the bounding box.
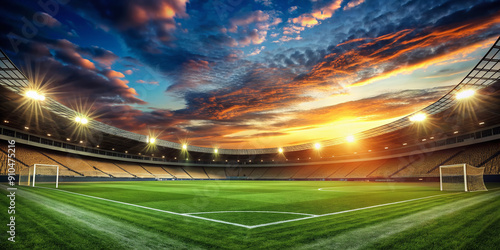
[32,186,470,229]
[34,186,253,229]
[247,188,500,228]
[246,192,460,229]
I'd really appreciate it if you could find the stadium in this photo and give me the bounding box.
[1,0,500,249]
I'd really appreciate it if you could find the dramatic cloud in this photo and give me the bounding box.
[1,0,499,148]
[344,0,365,10]
[292,0,342,27]
[276,87,452,129]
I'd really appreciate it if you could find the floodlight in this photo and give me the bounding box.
[25,90,45,101]
[278,147,283,153]
[409,113,426,122]
[214,148,218,153]
[314,143,321,149]
[149,138,156,144]
[26,90,36,98]
[75,116,89,125]
[346,135,355,143]
[182,144,187,150]
[456,89,475,100]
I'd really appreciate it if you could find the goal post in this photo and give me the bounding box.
[19,164,59,188]
[439,164,487,192]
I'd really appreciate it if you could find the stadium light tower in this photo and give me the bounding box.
[409,113,426,122]
[456,89,475,100]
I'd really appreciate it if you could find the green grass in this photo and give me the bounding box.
[1,180,499,249]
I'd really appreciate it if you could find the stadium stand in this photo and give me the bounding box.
[484,152,500,175]
[85,159,134,178]
[308,164,342,179]
[292,165,321,178]
[162,166,192,179]
[116,162,154,178]
[238,167,255,178]
[204,167,226,179]
[183,166,209,179]
[346,160,388,178]
[367,158,410,178]
[260,167,285,179]
[247,167,268,179]
[329,162,362,178]
[0,147,10,174]
[444,141,499,167]
[225,167,240,177]
[142,165,174,178]
[12,145,79,176]
[276,166,302,178]
[1,139,499,180]
[392,149,461,177]
[41,151,107,177]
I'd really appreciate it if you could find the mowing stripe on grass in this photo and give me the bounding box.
[0,185,202,249]
[246,193,459,229]
[297,189,500,250]
[34,186,254,229]
[29,185,467,229]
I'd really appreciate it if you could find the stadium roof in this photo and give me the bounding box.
[1,36,500,155]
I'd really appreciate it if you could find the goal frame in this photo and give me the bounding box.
[439,163,486,192]
[19,164,59,188]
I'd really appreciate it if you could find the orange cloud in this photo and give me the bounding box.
[105,70,125,79]
[292,16,319,27]
[344,0,365,11]
[292,0,342,27]
[296,13,500,88]
[80,57,96,70]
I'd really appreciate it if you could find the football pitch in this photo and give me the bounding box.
[2,180,500,249]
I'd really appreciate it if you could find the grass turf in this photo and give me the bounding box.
[1,180,499,249]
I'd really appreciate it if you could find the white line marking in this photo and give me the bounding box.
[26,186,499,229]
[246,193,456,229]
[185,211,315,216]
[34,186,253,229]
[318,188,353,192]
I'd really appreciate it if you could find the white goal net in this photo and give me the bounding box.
[18,164,59,188]
[440,164,487,192]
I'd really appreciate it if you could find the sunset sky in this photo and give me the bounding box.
[1,0,500,149]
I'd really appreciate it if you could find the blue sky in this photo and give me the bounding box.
[1,0,500,148]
